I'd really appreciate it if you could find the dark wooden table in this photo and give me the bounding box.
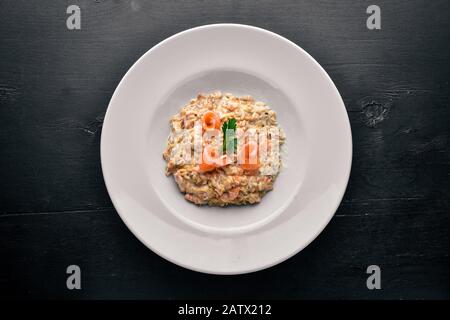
[0,0,449,299]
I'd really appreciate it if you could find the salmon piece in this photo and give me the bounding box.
[239,141,260,171]
[202,111,221,131]
[196,145,231,173]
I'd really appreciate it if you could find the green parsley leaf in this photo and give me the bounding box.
[222,118,237,153]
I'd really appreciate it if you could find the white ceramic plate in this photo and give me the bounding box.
[101,24,352,274]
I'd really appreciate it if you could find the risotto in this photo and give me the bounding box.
[163,91,285,206]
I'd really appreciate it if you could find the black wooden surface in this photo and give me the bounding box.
[0,0,449,299]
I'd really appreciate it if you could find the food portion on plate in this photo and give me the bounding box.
[163,91,286,206]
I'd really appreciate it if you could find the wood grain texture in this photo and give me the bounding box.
[0,0,449,298]
[0,208,448,299]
